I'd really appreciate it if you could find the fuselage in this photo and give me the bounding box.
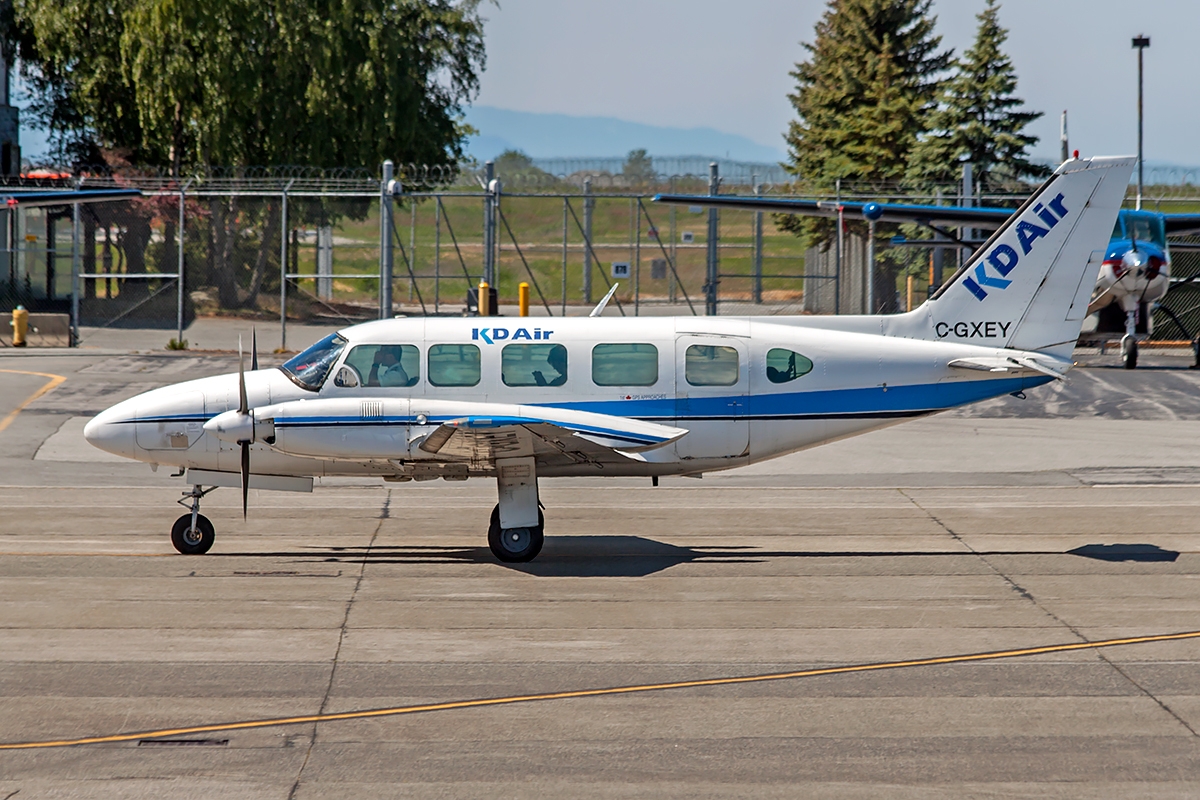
[84,315,1053,480]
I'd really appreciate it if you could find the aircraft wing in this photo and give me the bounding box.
[416,405,687,467]
[652,193,1013,229]
[0,189,142,208]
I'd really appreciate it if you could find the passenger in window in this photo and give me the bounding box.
[533,346,568,386]
[369,345,412,387]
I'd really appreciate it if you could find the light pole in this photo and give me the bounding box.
[1133,34,1150,210]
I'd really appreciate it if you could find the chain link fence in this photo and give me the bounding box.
[1,163,1197,348]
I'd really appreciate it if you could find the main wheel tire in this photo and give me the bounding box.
[1123,339,1138,370]
[171,513,215,555]
[487,504,544,563]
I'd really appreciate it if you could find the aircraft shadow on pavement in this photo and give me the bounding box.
[1066,543,1180,562]
[257,536,763,578]
[212,537,1182,576]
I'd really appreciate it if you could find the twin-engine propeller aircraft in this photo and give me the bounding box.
[657,162,1200,369]
[85,156,1133,562]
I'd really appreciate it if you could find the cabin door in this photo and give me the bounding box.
[674,335,749,460]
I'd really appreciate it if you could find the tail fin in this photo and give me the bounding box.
[901,155,1135,357]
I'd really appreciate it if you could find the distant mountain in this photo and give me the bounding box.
[463,106,786,163]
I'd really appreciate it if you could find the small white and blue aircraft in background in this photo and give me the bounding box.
[84,155,1134,562]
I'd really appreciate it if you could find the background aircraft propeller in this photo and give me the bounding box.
[237,337,250,519]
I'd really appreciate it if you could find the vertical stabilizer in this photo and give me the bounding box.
[900,156,1134,356]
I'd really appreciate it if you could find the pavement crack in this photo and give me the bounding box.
[287,489,391,799]
[899,488,1199,738]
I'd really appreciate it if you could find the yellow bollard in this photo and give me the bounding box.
[518,282,529,317]
[906,275,914,313]
[11,305,28,347]
[478,281,490,317]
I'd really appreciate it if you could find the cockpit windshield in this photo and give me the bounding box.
[279,333,347,391]
[1116,212,1167,247]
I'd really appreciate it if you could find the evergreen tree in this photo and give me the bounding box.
[786,0,951,193]
[908,0,1048,192]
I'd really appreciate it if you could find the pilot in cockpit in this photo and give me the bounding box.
[369,345,410,387]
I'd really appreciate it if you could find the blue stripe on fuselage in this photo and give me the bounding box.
[541,375,1052,419]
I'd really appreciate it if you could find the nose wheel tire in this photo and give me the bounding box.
[1121,337,1138,370]
[171,513,215,555]
[487,505,544,563]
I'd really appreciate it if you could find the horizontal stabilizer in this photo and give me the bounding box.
[948,353,1071,379]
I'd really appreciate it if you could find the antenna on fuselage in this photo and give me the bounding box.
[589,283,620,317]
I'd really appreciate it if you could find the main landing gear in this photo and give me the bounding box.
[488,505,544,562]
[486,456,544,563]
[172,484,216,555]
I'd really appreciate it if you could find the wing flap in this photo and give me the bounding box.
[413,402,688,467]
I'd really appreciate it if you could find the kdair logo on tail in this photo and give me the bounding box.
[962,193,1069,301]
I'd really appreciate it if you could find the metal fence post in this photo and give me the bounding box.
[70,191,80,347]
[280,179,292,349]
[634,197,641,316]
[705,162,719,315]
[483,160,495,286]
[932,188,944,294]
[177,181,189,344]
[380,160,394,319]
[753,178,763,305]
[834,178,842,315]
[561,197,568,314]
[961,163,974,273]
[669,176,676,304]
[434,196,441,313]
[582,177,593,304]
[867,218,876,314]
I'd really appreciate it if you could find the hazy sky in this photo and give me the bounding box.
[475,0,1200,165]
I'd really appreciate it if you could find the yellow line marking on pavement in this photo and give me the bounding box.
[3,628,1199,750]
[0,369,67,434]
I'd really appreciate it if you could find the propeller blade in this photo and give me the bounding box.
[240,440,250,520]
[251,328,258,372]
[237,335,249,416]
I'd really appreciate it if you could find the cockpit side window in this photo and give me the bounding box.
[280,333,347,391]
[765,348,814,384]
[341,344,420,387]
[1118,213,1167,247]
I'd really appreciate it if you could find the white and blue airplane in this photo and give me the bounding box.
[84,155,1134,562]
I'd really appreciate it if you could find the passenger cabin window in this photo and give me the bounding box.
[502,343,568,387]
[340,344,419,387]
[765,348,814,384]
[428,344,481,387]
[280,333,346,391]
[592,343,658,386]
[685,344,739,386]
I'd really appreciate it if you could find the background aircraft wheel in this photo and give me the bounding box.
[171,513,215,555]
[487,504,544,563]
[1122,338,1138,370]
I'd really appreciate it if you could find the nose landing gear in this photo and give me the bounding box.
[172,484,216,554]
